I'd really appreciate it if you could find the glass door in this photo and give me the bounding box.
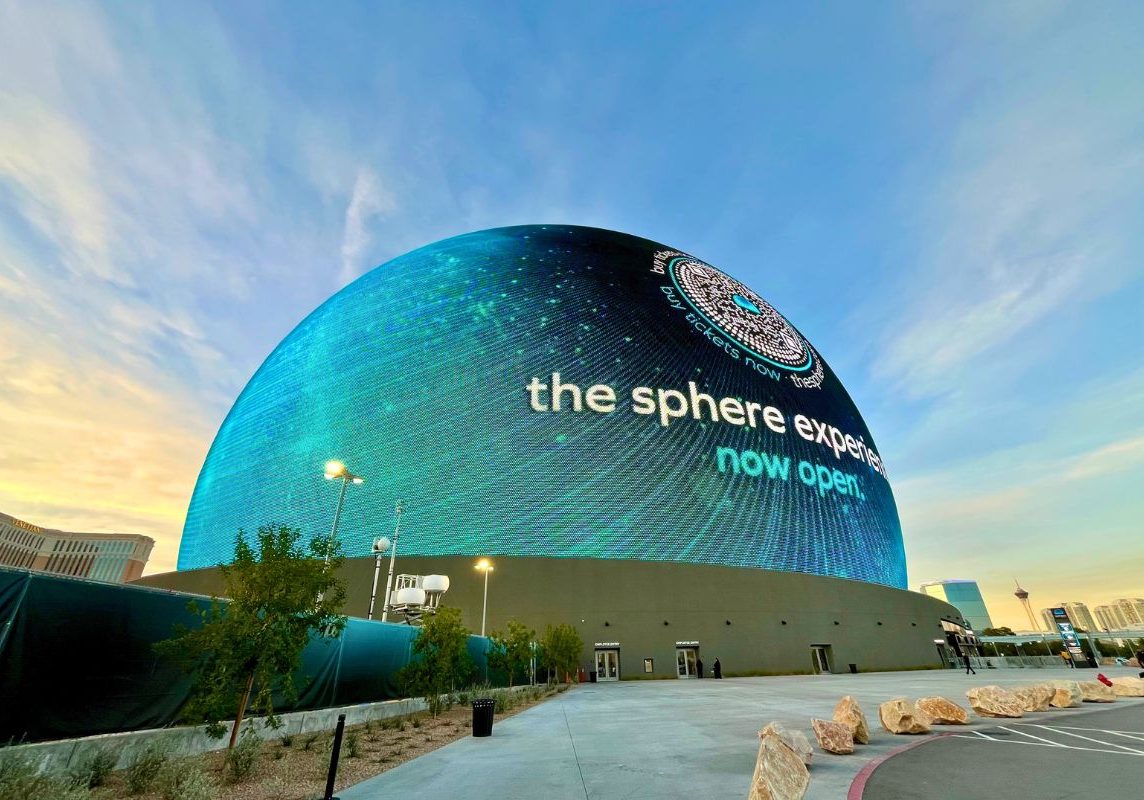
[676,647,698,678]
[595,649,620,681]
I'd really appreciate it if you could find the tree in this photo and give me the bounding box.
[539,623,583,684]
[156,524,346,748]
[399,606,474,716]
[488,619,536,687]
[981,627,1015,636]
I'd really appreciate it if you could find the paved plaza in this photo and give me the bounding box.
[340,667,1144,800]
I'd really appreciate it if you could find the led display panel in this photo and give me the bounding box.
[180,226,907,588]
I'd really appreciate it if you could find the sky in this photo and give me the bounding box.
[1,2,1141,631]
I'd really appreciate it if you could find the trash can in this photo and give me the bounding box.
[589,670,597,683]
[472,698,495,737]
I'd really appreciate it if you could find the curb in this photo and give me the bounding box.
[847,734,951,800]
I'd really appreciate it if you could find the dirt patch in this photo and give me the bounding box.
[90,685,570,800]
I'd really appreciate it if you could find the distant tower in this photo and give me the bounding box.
[1014,579,1041,632]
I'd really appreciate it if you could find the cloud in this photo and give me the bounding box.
[339,169,398,285]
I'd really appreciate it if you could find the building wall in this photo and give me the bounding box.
[137,557,964,676]
[0,512,153,583]
[919,580,993,631]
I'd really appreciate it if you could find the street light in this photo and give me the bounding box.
[475,558,494,637]
[379,500,405,623]
[323,460,363,564]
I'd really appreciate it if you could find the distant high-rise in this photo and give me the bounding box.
[919,580,994,631]
[1040,602,1099,632]
[1013,580,1041,632]
[1094,604,1126,630]
[0,511,153,583]
[1115,598,1144,627]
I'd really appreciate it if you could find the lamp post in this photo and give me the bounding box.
[379,501,405,623]
[368,534,389,621]
[475,558,494,636]
[323,460,363,564]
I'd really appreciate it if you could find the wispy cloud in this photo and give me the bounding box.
[339,169,397,285]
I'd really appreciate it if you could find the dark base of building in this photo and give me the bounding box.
[135,557,964,679]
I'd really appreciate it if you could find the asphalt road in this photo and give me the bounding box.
[861,702,1144,800]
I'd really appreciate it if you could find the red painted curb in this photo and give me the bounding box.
[846,734,951,800]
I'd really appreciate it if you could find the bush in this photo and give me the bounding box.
[69,747,117,789]
[279,731,294,748]
[345,731,361,759]
[224,730,261,783]
[125,744,169,795]
[158,760,214,800]
[302,733,321,750]
[0,751,89,800]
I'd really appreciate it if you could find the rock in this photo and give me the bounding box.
[1079,681,1116,703]
[832,696,870,744]
[1110,677,1144,697]
[965,686,1024,718]
[749,732,810,800]
[1048,681,1083,708]
[879,698,932,734]
[915,696,969,724]
[810,719,854,754]
[759,722,814,766]
[1012,685,1053,712]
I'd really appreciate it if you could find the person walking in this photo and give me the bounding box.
[696,657,704,679]
[962,652,976,675]
[1060,649,1073,668]
[713,657,722,679]
[1135,648,1144,678]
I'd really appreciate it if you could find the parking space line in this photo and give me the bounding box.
[1107,731,1144,743]
[1016,724,1144,739]
[998,727,1063,746]
[951,735,1144,757]
[1026,726,1144,754]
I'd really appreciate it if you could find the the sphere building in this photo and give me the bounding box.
[145,226,966,677]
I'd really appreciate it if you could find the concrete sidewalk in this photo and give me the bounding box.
[339,667,1144,800]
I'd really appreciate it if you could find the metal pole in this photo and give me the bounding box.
[481,566,490,637]
[381,501,403,623]
[367,551,383,620]
[326,476,349,565]
[323,713,346,800]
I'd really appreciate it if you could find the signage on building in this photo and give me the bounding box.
[593,642,620,648]
[1051,607,1087,660]
[675,641,700,646]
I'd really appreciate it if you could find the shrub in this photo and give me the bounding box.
[0,751,89,800]
[125,744,169,795]
[302,733,321,750]
[345,731,361,759]
[157,760,214,800]
[279,731,294,747]
[224,730,260,783]
[410,717,420,729]
[69,746,117,789]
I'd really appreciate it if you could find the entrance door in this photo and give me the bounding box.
[811,646,831,674]
[595,649,620,681]
[676,647,698,678]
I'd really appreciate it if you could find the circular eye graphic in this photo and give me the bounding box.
[670,257,813,372]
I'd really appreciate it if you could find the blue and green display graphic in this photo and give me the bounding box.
[180,226,907,588]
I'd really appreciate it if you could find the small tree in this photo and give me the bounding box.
[981,627,1015,636]
[399,606,474,716]
[488,619,536,687]
[539,623,583,684]
[156,524,346,748]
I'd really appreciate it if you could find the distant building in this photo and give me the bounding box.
[0,511,153,583]
[1094,604,1126,630]
[1041,602,1098,632]
[1115,598,1144,627]
[919,580,994,631]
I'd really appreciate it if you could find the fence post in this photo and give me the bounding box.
[323,713,347,800]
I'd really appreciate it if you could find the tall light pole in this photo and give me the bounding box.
[380,501,405,623]
[475,558,494,636]
[323,460,363,563]
[368,534,389,621]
